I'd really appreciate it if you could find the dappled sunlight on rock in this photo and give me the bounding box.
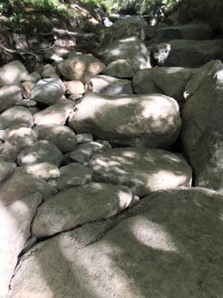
[129,216,178,252]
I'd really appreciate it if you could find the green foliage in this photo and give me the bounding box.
[22,0,70,16]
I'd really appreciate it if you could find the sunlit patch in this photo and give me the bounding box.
[19,154,37,164]
[129,216,178,252]
[118,190,132,209]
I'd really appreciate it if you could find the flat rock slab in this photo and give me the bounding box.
[8,187,223,298]
[68,92,181,148]
[89,147,192,196]
[0,192,42,298]
[32,182,134,237]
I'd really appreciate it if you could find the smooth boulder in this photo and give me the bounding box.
[68,92,181,148]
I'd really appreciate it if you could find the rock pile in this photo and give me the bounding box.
[1,18,223,297]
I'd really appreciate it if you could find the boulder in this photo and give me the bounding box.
[0,161,16,182]
[181,64,223,193]
[64,80,85,99]
[34,102,75,125]
[42,64,59,79]
[8,187,223,298]
[90,147,192,196]
[30,78,66,105]
[104,59,135,78]
[0,106,33,129]
[88,75,133,95]
[57,53,105,83]
[99,37,151,72]
[34,124,77,152]
[0,60,28,87]
[0,192,42,298]
[133,67,194,102]
[17,140,63,167]
[21,162,60,180]
[68,92,181,148]
[0,85,23,112]
[32,182,134,237]
[152,39,223,67]
[49,163,93,190]
[154,24,211,41]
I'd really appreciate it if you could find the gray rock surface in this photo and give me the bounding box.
[49,163,92,190]
[0,60,28,87]
[17,140,64,167]
[0,161,16,182]
[30,78,66,105]
[181,64,223,193]
[0,85,23,112]
[104,59,135,78]
[0,106,33,129]
[68,92,181,148]
[32,182,134,237]
[90,147,192,196]
[8,188,223,298]
[89,75,133,95]
[34,124,77,152]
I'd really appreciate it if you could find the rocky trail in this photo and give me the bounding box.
[1,14,223,297]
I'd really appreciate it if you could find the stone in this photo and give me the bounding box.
[133,67,194,102]
[0,85,23,112]
[0,106,33,129]
[57,53,105,83]
[90,147,192,196]
[152,40,223,67]
[30,78,66,105]
[23,71,41,83]
[76,133,93,144]
[99,36,151,72]
[89,75,133,95]
[0,192,42,298]
[34,102,75,125]
[0,60,28,87]
[21,81,35,99]
[21,162,60,180]
[181,65,223,193]
[68,92,181,148]
[49,163,93,190]
[0,127,38,162]
[0,161,16,182]
[17,140,63,167]
[8,187,223,298]
[64,80,85,99]
[32,182,134,237]
[68,141,111,165]
[42,64,59,79]
[154,24,211,41]
[104,59,135,78]
[34,124,77,152]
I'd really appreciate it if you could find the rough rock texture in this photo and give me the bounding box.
[0,85,23,112]
[32,182,134,237]
[99,37,151,72]
[181,63,223,193]
[57,53,105,83]
[0,192,42,298]
[89,75,133,95]
[152,39,223,67]
[0,106,33,129]
[90,147,192,196]
[133,67,194,102]
[68,92,181,148]
[0,161,16,182]
[30,78,66,105]
[0,60,28,87]
[104,59,135,78]
[34,124,77,152]
[17,140,64,167]
[8,188,223,298]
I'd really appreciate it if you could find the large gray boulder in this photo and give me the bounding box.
[181,62,223,193]
[0,85,23,112]
[0,192,42,298]
[68,92,181,148]
[152,39,223,67]
[90,147,192,196]
[8,187,223,298]
[133,67,194,103]
[99,36,151,72]
[0,60,28,87]
[32,182,134,237]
